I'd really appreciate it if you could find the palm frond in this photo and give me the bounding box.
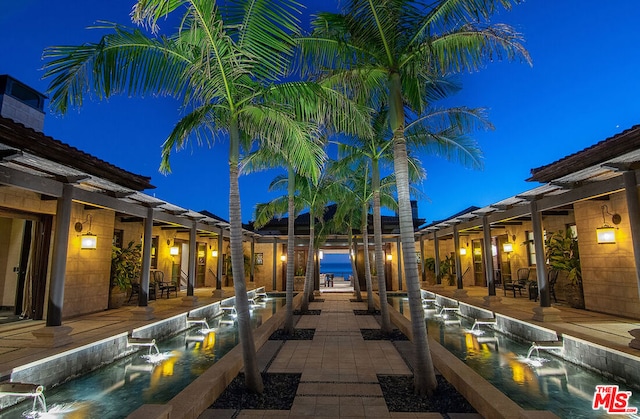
[43,24,191,114]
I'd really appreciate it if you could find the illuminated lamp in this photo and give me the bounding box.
[597,205,621,244]
[75,214,97,249]
[386,253,392,261]
[81,233,97,250]
[280,254,286,262]
[211,250,218,257]
[170,246,179,255]
[503,242,514,253]
[459,248,467,256]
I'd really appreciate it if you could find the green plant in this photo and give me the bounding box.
[295,266,305,276]
[225,252,252,278]
[545,229,581,286]
[111,241,142,291]
[425,256,453,283]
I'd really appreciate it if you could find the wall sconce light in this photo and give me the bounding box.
[459,248,467,256]
[170,246,180,255]
[211,250,218,257]
[75,214,97,249]
[386,253,392,261]
[597,205,621,244]
[503,242,514,253]
[280,254,287,262]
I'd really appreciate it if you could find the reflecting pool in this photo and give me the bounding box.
[6,297,284,418]
[389,297,640,419]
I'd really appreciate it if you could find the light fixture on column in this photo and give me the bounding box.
[280,254,286,262]
[386,253,392,261]
[211,250,218,257]
[459,247,467,256]
[596,204,621,244]
[170,246,179,255]
[75,214,97,249]
[503,242,513,253]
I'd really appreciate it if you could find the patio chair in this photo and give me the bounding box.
[158,271,178,299]
[503,277,524,297]
[535,269,558,303]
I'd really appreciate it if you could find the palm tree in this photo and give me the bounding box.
[299,0,530,395]
[244,142,325,335]
[254,169,344,312]
[42,0,368,394]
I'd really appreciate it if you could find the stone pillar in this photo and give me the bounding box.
[622,171,640,348]
[396,238,403,290]
[623,171,640,298]
[530,199,561,322]
[481,215,501,307]
[132,206,155,320]
[213,228,224,298]
[250,238,255,283]
[272,239,278,291]
[182,219,198,306]
[453,224,467,298]
[420,236,426,283]
[434,233,442,287]
[37,183,73,346]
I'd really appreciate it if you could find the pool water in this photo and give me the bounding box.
[389,297,640,419]
[5,298,284,418]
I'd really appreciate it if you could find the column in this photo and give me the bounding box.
[188,220,197,296]
[212,228,224,298]
[46,183,73,327]
[530,199,561,321]
[396,238,403,290]
[250,238,255,283]
[420,236,426,282]
[139,206,154,307]
[434,233,441,285]
[482,215,496,296]
[272,239,278,290]
[453,224,462,289]
[622,171,640,349]
[35,183,73,346]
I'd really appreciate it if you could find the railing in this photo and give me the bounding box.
[180,269,188,289]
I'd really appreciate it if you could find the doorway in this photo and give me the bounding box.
[320,250,353,292]
[0,211,51,322]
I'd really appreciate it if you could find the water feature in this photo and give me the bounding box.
[4,297,285,419]
[390,296,640,418]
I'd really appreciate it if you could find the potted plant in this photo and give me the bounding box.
[545,228,584,309]
[110,240,142,308]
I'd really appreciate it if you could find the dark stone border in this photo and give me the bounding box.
[293,309,321,315]
[211,373,301,410]
[269,328,316,341]
[378,374,477,413]
[353,309,381,315]
[311,298,325,302]
[361,328,409,341]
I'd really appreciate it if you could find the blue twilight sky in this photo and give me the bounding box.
[1,1,640,224]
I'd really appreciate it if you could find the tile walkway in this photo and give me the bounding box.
[200,293,480,418]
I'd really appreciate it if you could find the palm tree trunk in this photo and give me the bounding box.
[284,165,296,334]
[229,118,263,393]
[349,233,362,301]
[389,73,436,396]
[300,213,315,312]
[362,205,374,312]
[372,158,391,333]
